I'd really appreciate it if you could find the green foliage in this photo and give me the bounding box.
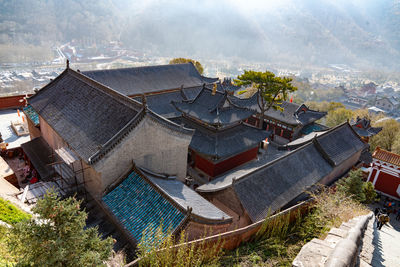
[169,58,204,74]
[325,107,353,127]
[235,70,297,115]
[0,198,31,225]
[0,226,18,265]
[336,169,366,202]
[8,192,113,267]
[363,182,377,204]
[370,119,400,152]
[137,226,223,267]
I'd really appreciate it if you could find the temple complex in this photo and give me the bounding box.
[172,85,270,178]
[0,62,369,247]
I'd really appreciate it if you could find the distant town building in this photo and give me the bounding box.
[375,96,399,112]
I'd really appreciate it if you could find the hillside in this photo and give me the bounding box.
[0,0,400,70]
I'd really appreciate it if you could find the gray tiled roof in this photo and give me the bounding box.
[181,118,270,159]
[28,69,142,163]
[146,174,232,223]
[82,63,218,96]
[199,122,365,222]
[173,87,255,127]
[351,117,382,137]
[229,95,326,126]
[233,143,332,222]
[315,123,366,166]
[132,87,204,119]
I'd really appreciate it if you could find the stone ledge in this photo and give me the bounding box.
[292,212,373,267]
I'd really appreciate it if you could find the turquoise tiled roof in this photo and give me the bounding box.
[301,123,324,135]
[102,171,185,244]
[23,105,39,125]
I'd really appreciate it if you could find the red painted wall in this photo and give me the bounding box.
[195,147,259,177]
[0,95,32,110]
[374,171,400,199]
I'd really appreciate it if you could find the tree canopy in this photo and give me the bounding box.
[369,119,400,153]
[8,192,113,267]
[235,70,297,125]
[169,58,204,74]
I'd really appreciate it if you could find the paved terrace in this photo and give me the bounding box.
[0,109,30,149]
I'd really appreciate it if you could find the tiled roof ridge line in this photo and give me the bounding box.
[138,165,232,224]
[312,137,336,167]
[82,62,195,73]
[88,108,147,164]
[146,109,195,136]
[314,121,367,167]
[132,164,187,215]
[27,68,69,101]
[67,68,143,110]
[224,95,257,113]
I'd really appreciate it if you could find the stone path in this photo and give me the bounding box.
[359,207,400,267]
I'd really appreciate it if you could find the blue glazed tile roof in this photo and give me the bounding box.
[23,105,39,125]
[102,171,185,244]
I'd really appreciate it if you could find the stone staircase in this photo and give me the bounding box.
[292,212,373,267]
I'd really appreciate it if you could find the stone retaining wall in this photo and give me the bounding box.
[292,212,373,267]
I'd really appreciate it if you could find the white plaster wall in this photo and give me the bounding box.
[93,115,192,195]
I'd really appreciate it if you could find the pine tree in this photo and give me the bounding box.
[336,169,366,203]
[8,191,113,267]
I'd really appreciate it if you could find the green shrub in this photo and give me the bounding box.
[0,198,31,224]
[363,181,377,204]
[336,169,366,202]
[8,191,113,267]
[137,226,223,267]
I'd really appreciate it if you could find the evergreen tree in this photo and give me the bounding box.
[363,181,377,204]
[336,169,366,203]
[8,192,113,267]
[235,70,297,128]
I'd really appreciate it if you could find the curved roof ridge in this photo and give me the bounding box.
[88,109,147,164]
[139,167,232,224]
[146,109,194,135]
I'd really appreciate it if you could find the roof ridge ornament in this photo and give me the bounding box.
[141,94,147,109]
[66,59,69,69]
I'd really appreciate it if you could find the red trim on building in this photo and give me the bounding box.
[194,147,259,177]
[0,95,32,110]
[368,168,377,183]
